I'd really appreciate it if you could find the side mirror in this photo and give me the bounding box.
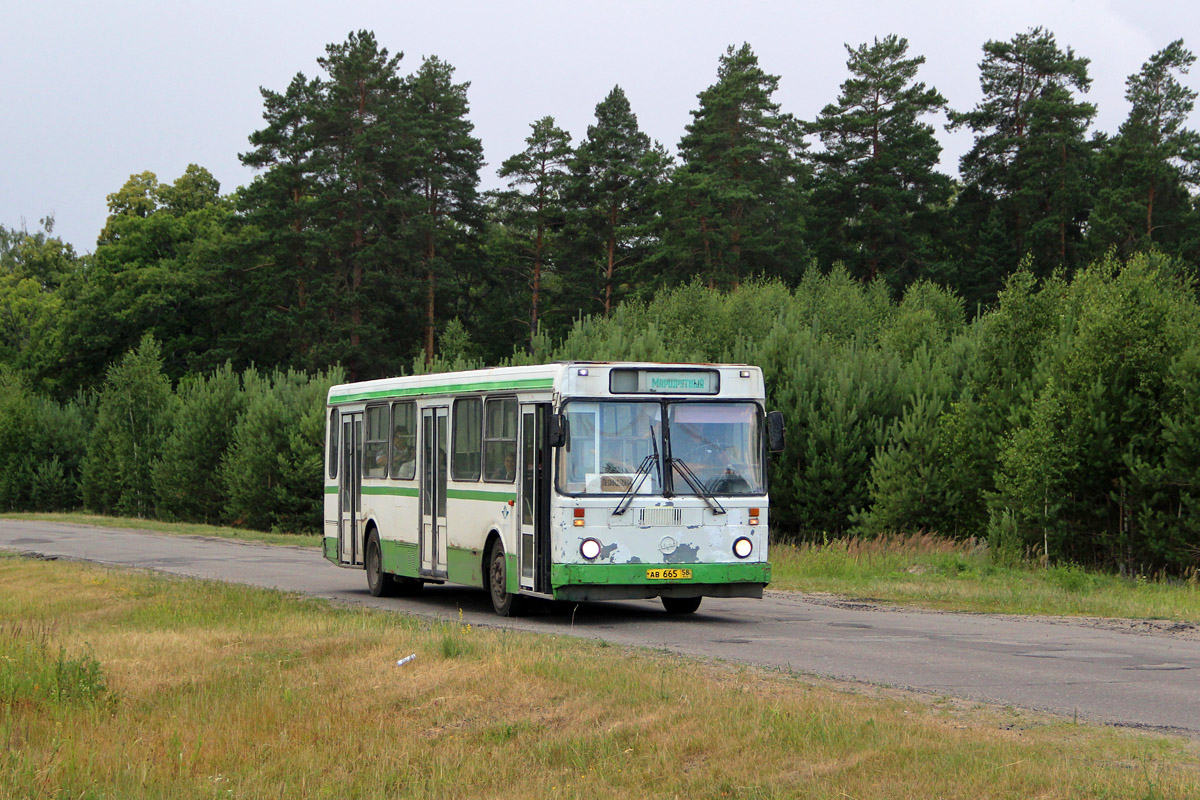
[548,413,569,448]
[766,411,786,453]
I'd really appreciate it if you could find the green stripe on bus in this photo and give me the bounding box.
[446,488,516,502]
[324,485,338,494]
[329,377,553,403]
[361,486,421,497]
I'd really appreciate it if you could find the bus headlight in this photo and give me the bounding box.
[733,537,753,559]
[580,538,602,560]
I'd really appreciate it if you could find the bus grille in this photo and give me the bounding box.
[637,507,700,527]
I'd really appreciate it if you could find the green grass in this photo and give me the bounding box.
[1,553,1198,800]
[770,534,1200,621]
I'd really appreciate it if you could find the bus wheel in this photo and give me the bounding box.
[662,596,702,614]
[487,541,523,617]
[365,532,396,598]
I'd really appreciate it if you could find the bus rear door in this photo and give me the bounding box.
[420,406,449,578]
[338,411,362,566]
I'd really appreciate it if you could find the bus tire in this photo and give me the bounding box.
[365,531,396,598]
[487,540,523,617]
[662,595,702,614]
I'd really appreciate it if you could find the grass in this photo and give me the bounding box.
[0,552,1197,800]
[770,534,1200,622]
[5,512,1199,622]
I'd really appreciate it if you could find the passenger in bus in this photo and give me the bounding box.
[391,435,415,477]
[503,452,516,481]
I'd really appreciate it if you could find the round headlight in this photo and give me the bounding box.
[733,537,753,559]
[580,538,602,560]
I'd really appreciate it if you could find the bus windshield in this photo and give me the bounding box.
[558,401,762,496]
[559,402,664,495]
[667,402,763,496]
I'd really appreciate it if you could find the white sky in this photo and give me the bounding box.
[2,0,1197,253]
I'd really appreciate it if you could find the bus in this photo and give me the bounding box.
[323,362,785,615]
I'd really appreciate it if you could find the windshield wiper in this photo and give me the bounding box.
[669,457,727,515]
[613,425,662,516]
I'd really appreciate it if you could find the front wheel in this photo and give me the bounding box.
[662,595,702,614]
[487,541,523,617]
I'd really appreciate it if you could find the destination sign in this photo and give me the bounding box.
[610,369,719,395]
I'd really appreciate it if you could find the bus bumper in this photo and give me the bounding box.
[549,562,770,602]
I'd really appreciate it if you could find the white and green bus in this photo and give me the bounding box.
[323,362,785,615]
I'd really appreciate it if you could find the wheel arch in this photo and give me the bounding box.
[482,527,503,590]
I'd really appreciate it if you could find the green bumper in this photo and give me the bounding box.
[549,561,770,602]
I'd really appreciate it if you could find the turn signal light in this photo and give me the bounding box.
[749,508,760,525]
[574,507,586,526]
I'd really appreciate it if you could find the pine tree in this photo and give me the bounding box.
[313,32,411,375]
[240,31,430,378]
[496,116,574,347]
[79,335,173,518]
[658,43,808,290]
[807,35,951,291]
[950,28,1096,294]
[238,72,326,369]
[565,86,670,317]
[152,363,244,523]
[403,56,485,364]
[1088,40,1200,258]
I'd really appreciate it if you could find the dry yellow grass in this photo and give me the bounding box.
[1,553,1198,799]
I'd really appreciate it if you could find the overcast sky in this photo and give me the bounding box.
[3,0,1198,253]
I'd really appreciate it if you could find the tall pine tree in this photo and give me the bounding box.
[807,35,951,291]
[657,44,808,290]
[564,87,670,317]
[403,56,485,363]
[950,28,1095,300]
[239,34,484,373]
[310,31,410,375]
[496,116,574,347]
[240,32,413,377]
[1088,40,1200,258]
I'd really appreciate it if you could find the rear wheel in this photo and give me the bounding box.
[662,595,702,614]
[365,532,396,597]
[487,541,523,616]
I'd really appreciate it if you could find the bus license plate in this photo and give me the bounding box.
[646,568,692,580]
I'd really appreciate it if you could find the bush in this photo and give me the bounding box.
[152,362,244,523]
[221,366,344,533]
[80,335,172,517]
[0,369,89,511]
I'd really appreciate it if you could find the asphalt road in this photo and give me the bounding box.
[3,519,1198,736]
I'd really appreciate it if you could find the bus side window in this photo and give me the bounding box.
[452,398,482,481]
[362,405,389,479]
[327,408,339,479]
[390,402,416,480]
[483,398,517,482]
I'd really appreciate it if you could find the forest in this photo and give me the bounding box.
[1,28,1198,573]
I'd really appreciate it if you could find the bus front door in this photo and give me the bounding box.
[518,404,551,593]
[338,411,363,566]
[419,406,449,578]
